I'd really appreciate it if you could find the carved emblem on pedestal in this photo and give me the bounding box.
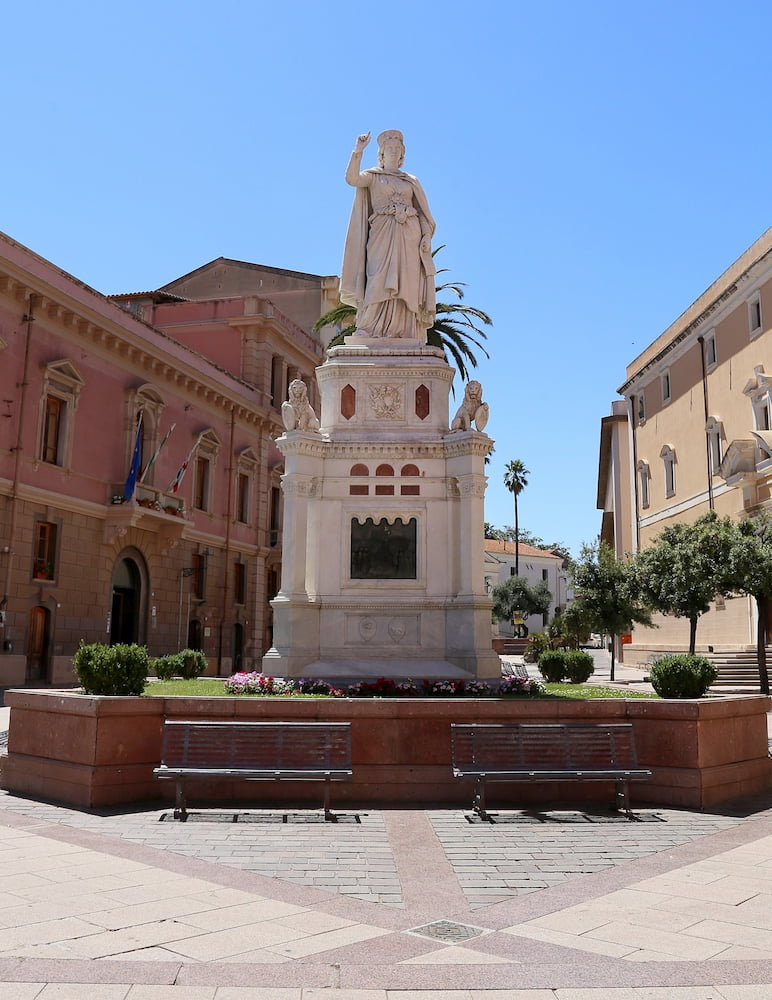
[388,619,406,643]
[359,617,376,642]
[368,384,403,420]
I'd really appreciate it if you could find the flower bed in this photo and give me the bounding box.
[222,672,545,698]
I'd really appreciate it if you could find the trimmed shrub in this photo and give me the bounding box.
[538,650,566,683]
[73,641,148,696]
[649,654,718,698]
[152,654,181,681]
[178,648,207,679]
[563,650,595,684]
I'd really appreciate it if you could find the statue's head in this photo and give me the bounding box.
[466,380,482,403]
[288,379,307,402]
[377,129,405,168]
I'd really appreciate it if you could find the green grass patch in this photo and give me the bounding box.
[543,684,657,699]
[143,678,657,699]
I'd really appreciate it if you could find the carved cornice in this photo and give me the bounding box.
[0,263,269,428]
[276,435,494,461]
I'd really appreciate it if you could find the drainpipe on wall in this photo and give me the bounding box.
[2,297,36,646]
[628,395,640,552]
[697,336,714,511]
[217,406,236,675]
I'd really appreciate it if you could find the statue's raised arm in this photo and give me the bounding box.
[340,129,436,341]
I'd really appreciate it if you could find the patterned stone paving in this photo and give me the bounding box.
[427,807,764,907]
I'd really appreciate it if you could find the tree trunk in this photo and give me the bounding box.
[514,494,520,576]
[756,595,770,696]
[689,616,697,654]
[609,635,616,682]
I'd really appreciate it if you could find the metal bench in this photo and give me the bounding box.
[154,720,352,821]
[501,661,530,679]
[451,722,651,820]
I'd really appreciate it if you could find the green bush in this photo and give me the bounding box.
[73,641,148,696]
[152,654,181,681]
[151,649,206,680]
[563,650,594,684]
[538,650,566,683]
[178,648,207,679]
[649,654,717,698]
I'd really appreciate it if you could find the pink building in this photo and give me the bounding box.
[0,236,333,685]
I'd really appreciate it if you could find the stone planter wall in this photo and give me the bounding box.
[1,690,770,811]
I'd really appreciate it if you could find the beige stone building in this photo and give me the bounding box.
[598,227,772,664]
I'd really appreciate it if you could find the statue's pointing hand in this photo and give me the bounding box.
[355,132,371,151]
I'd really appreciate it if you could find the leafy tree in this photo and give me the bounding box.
[555,600,593,650]
[726,514,772,695]
[571,541,653,679]
[491,575,551,625]
[314,248,491,384]
[503,460,529,575]
[632,512,735,655]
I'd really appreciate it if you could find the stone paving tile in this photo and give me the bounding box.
[0,794,403,906]
[427,807,760,906]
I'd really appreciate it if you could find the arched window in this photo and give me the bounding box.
[660,445,677,498]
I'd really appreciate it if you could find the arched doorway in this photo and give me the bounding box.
[188,618,202,651]
[110,555,143,645]
[26,606,51,684]
[232,622,244,671]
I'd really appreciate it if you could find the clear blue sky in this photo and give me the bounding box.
[3,1,771,556]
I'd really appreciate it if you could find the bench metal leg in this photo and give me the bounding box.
[472,776,491,821]
[173,780,188,822]
[323,781,336,822]
[615,778,632,818]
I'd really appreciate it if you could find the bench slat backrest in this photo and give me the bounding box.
[160,721,352,771]
[451,723,640,771]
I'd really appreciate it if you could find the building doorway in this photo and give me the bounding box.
[232,622,244,671]
[188,618,202,651]
[26,606,51,684]
[110,556,142,645]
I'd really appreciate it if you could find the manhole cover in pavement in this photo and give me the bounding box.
[406,920,489,943]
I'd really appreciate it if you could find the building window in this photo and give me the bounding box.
[236,473,249,523]
[234,561,246,605]
[234,447,258,525]
[37,360,84,469]
[191,429,221,512]
[191,553,206,600]
[41,395,63,464]
[194,456,210,511]
[661,370,671,405]
[704,332,717,369]
[270,486,281,546]
[706,417,724,475]
[748,294,763,336]
[636,392,645,424]
[32,521,57,581]
[660,445,676,498]
[745,366,772,432]
[637,460,651,510]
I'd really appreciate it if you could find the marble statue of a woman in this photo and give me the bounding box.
[340,130,436,340]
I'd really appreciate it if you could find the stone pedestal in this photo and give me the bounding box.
[263,339,499,682]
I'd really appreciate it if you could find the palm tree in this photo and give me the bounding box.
[503,459,529,576]
[313,249,491,384]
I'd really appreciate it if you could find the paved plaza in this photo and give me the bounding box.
[1,661,772,998]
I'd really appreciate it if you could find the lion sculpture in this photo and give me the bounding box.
[450,380,489,432]
[281,379,320,432]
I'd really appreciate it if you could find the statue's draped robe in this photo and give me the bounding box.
[341,168,436,339]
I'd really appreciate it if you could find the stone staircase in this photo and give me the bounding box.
[708,647,772,693]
